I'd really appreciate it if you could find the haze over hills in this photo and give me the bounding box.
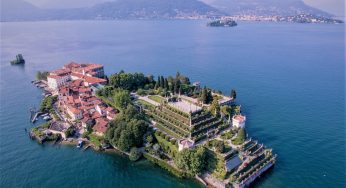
[1,0,223,21]
[201,0,332,17]
[1,0,336,21]
[89,0,223,19]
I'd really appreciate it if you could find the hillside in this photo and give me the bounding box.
[1,0,224,21]
[1,0,43,21]
[90,0,224,19]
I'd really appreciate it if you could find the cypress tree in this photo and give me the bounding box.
[230,89,236,100]
[164,78,169,90]
[157,76,161,89]
[174,79,181,94]
[160,76,164,88]
[200,86,208,104]
[207,90,213,104]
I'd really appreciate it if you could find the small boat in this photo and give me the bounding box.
[77,140,83,148]
[41,113,48,117]
[43,116,51,120]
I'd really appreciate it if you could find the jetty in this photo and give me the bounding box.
[31,111,42,123]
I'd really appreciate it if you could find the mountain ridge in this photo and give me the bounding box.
[1,0,334,22]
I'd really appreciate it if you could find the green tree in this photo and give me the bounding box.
[36,71,49,81]
[174,146,207,175]
[221,106,231,117]
[117,129,133,152]
[137,88,146,96]
[164,78,169,90]
[174,79,181,95]
[109,71,148,91]
[113,90,131,110]
[129,147,142,161]
[157,76,161,89]
[210,97,220,116]
[160,76,165,88]
[214,141,225,153]
[146,134,154,144]
[200,87,208,104]
[231,89,237,100]
[207,90,213,103]
[65,126,75,138]
[129,119,148,147]
[214,156,227,179]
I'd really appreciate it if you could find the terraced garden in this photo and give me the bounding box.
[231,150,275,183]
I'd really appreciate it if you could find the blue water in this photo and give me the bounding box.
[0,20,345,188]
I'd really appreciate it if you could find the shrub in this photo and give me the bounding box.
[146,135,154,144]
[129,147,142,161]
[143,153,187,178]
[82,131,90,139]
[137,89,146,96]
[65,127,75,138]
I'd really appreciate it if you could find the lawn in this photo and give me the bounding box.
[148,95,165,103]
[138,99,155,107]
[89,134,104,146]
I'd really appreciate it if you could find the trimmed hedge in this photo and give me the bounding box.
[143,153,187,178]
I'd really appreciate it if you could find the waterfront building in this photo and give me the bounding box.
[47,62,116,135]
[47,74,70,90]
[232,115,246,128]
[47,62,106,90]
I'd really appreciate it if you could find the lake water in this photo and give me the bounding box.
[0,20,345,188]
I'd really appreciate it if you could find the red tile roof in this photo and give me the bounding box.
[233,115,246,123]
[93,118,109,133]
[47,75,61,79]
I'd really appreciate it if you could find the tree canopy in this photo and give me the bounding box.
[109,71,151,91]
[129,147,142,161]
[36,71,49,81]
[200,87,213,104]
[105,105,148,152]
[174,146,207,175]
[113,89,131,110]
[210,97,220,116]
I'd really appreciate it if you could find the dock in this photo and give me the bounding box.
[83,145,91,151]
[31,112,42,123]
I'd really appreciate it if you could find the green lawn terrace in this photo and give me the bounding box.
[136,94,229,143]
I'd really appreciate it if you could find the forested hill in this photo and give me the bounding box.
[1,0,224,21]
[1,0,334,22]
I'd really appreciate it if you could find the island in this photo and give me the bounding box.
[207,19,237,27]
[10,54,25,65]
[30,62,276,188]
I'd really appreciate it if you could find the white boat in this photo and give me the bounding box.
[77,140,83,148]
[43,116,51,120]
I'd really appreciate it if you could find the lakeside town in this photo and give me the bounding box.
[30,62,276,188]
[225,14,344,24]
